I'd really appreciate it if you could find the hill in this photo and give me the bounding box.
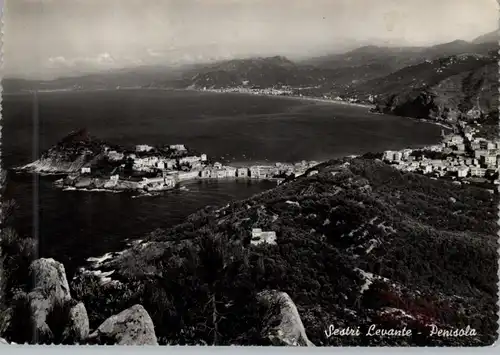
[154,55,334,90]
[472,30,498,44]
[302,40,495,84]
[69,157,498,346]
[15,129,111,174]
[357,50,499,127]
[2,65,185,93]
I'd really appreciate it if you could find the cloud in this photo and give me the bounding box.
[4,0,498,79]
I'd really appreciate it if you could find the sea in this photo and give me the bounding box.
[2,89,443,277]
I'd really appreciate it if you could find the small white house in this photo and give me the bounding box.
[201,154,208,162]
[200,169,211,179]
[136,145,153,152]
[422,165,433,174]
[217,169,227,179]
[457,166,469,178]
[170,144,186,152]
[250,228,277,246]
[225,166,237,178]
[81,167,91,174]
[237,168,249,178]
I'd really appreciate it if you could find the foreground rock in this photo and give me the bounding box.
[62,302,90,344]
[28,258,72,341]
[29,258,72,302]
[258,290,314,346]
[88,304,158,345]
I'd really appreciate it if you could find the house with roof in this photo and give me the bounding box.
[225,166,237,178]
[457,166,469,178]
[200,168,211,179]
[250,228,277,246]
[237,167,249,178]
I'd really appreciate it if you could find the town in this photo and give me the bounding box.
[56,142,320,193]
[196,86,367,106]
[382,121,500,188]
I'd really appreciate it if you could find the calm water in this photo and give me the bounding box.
[2,89,443,276]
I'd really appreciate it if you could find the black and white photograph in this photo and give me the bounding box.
[0,0,498,347]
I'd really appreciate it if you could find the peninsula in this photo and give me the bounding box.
[16,129,320,194]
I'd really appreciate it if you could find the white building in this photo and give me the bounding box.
[457,166,469,178]
[179,156,202,165]
[136,145,153,152]
[249,166,260,178]
[250,228,277,246]
[383,151,395,162]
[225,166,237,178]
[470,167,487,177]
[201,154,208,162]
[107,150,124,161]
[164,159,176,169]
[164,176,176,187]
[156,161,165,169]
[402,149,413,160]
[481,155,497,167]
[216,169,227,179]
[213,162,223,169]
[200,169,211,179]
[81,167,91,174]
[393,151,403,162]
[474,150,488,159]
[237,168,249,178]
[422,165,433,174]
[178,171,200,181]
[170,144,187,152]
[258,166,274,179]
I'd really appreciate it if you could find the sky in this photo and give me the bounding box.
[3,0,499,79]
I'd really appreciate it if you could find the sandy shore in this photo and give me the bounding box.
[185,87,375,109]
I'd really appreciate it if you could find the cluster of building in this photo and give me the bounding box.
[382,126,500,184]
[79,142,320,192]
[202,86,294,96]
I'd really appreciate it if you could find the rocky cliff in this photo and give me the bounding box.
[363,52,498,124]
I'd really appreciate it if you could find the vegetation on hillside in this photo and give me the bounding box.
[70,158,498,346]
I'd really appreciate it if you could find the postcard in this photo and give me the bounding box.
[0,0,498,348]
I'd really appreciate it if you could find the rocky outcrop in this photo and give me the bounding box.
[257,290,314,346]
[27,258,72,340]
[88,304,158,345]
[0,337,8,344]
[62,302,90,344]
[29,258,72,302]
[7,257,152,345]
[15,129,106,175]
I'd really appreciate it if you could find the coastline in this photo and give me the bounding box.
[182,87,376,110]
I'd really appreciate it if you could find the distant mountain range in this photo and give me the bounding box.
[3,31,498,126]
